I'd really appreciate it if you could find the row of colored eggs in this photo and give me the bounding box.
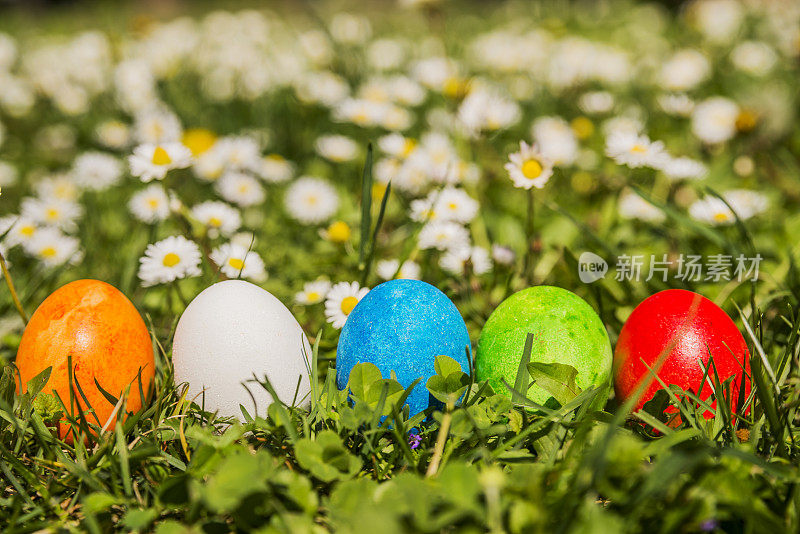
[15,278,750,438]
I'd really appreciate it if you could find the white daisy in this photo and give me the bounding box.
[491,244,516,266]
[255,154,295,183]
[137,235,202,287]
[129,143,193,182]
[210,243,266,282]
[71,151,123,191]
[721,189,769,219]
[295,71,350,107]
[457,86,521,136]
[578,91,615,114]
[133,108,182,145]
[215,172,265,207]
[731,41,777,77]
[129,184,170,224]
[192,150,227,182]
[0,215,38,248]
[531,117,579,166]
[35,173,79,201]
[410,187,479,224]
[95,120,131,150]
[191,201,242,237]
[418,221,470,252]
[20,197,83,232]
[285,176,340,224]
[22,227,81,268]
[376,259,421,280]
[659,157,708,181]
[691,97,740,144]
[0,160,18,187]
[295,280,332,305]
[658,49,710,91]
[504,141,554,190]
[315,134,359,162]
[618,189,666,223]
[214,136,262,172]
[657,93,695,117]
[605,131,667,169]
[688,190,768,226]
[602,116,644,138]
[440,246,493,275]
[324,281,369,329]
[378,133,416,159]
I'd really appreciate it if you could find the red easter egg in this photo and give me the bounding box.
[614,289,750,418]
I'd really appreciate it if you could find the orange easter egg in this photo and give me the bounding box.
[16,279,154,440]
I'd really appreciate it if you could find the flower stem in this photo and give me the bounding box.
[0,250,28,324]
[426,406,452,477]
[523,188,535,284]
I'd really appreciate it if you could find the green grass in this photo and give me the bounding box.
[1,0,800,532]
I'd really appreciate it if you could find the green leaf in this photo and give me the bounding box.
[121,508,159,532]
[426,357,470,407]
[198,449,274,513]
[434,355,463,378]
[82,492,119,514]
[526,362,582,406]
[365,378,405,416]
[26,366,52,399]
[346,362,383,402]
[295,430,362,482]
[358,143,374,268]
[32,392,63,424]
[513,333,535,403]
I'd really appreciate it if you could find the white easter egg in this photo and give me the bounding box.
[172,280,311,419]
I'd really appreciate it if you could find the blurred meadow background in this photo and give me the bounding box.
[1,0,800,532]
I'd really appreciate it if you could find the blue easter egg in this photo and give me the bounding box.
[336,279,471,416]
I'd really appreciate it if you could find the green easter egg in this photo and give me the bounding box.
[476,286,612,407]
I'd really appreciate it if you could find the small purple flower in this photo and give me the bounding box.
[700,519,718,532]
[408,433,422,450]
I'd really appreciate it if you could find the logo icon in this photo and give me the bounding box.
[578,252,608,283]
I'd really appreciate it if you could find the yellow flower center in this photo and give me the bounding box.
[46,208,59,220]
[238,184,249,194]
[306,291,320,302]
[630,144,647,154]
[266,153,285,162]
[372,182,387,199]
[208,216,222,227]
[21,226,35,237]
[162,252,181,267]
[521,159,543,179]
[40,247,57,258]
[736,110,757,132]
[147,198,160,208]
[402,139,417,157]
[363,86,388,102]
[713,212,730,222]
[152,146,172,166]
[182,128,217,156]
[326,221,351,243]
[570,117,594,139]
[340,296,359,315]
[149,123,165,139]
[228,257,245,270]
[443,77,464,98]
[447,202,458,211]
[354,112,369,124]
[306,195,319,206]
